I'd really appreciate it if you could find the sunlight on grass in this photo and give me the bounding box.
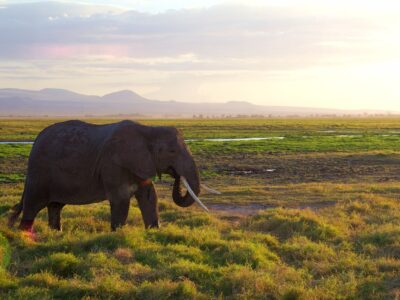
[1,118,400,298]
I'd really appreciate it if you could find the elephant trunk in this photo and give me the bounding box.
[172,160,200,207]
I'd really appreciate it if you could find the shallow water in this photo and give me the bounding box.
[335,134,363,138]
[186,137,285,142]
[0,141,33,144]
[0,137,286,145]
[1,134,398,145]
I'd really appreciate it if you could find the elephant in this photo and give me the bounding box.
[8,120,209,232]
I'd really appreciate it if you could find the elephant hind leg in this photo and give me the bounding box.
[19,198,47,232]
[48,202,65,231]
[8,202,23,228]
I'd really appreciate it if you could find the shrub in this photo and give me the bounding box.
[95,273,136,299]
[125,263,157,283]
[176,214,213,228]
[33,253,80,277]
[84,252,123,279]
[357,226,400,258]
[208,240,278,268]
[280,236,340,277]
[136,279,201,300]
[147,224,221,248]
[0,268,17,290]
[22,272,94,299]
[281,236,337,266]
[249,209,341,242]
[167,259,219,287]
[114,247,134,264]
[0,233,11,269]
[13,286,52,300]
[81,232,128,252]
[217,265,279,299]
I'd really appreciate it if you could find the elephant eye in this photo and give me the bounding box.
[169,149,177,154]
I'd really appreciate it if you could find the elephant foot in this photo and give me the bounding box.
[19,220,38,240]
[111,222,126,232]
[49,224,62,231]
[146,220,160,229]
[19,219,34,232]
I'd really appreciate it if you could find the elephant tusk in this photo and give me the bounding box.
[201,184,221,195]
[181,177,209,212]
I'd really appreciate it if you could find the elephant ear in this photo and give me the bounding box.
[108,124,156,180]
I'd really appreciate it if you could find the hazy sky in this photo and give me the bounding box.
[1,0,400,110]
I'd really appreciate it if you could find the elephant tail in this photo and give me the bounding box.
[7,190,24,228]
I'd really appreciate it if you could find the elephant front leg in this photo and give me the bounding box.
[135,183,159,229]
[109,198,130,231]
[47,202,65,231]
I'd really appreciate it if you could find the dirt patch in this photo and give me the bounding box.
[208,201,336,216]
[201,152,400,184]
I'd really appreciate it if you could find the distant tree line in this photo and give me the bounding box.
[191,113,399,119]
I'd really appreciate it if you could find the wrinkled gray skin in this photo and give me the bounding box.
[8,120,200,231]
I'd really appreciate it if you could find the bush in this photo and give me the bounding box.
[22,272,94,299]
[136,279,201,300]
[33,253,81,277]
[249,209,341,243]
[357,226,400,258]
[167,259,219,287]
[281,236,337,266]
[0,268,17,290]
[0,233,11,269]
[217,265,279,299]
[207,240,278,268]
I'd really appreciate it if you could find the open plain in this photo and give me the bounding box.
[1,117,400,299]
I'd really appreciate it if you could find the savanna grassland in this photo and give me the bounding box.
[1,117,400,299]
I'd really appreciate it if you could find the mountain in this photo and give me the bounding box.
[0,88,395,117]
[102,90,148,103]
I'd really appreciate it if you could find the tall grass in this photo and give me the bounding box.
[1,118,400,298]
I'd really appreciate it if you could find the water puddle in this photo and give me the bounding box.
[335,135,362,138]
[2,134,397,145]
[0,137,286,145]
[0,141,33,144]
[230,168,276,175]
[186,137,285,142]
[208,201,336,216]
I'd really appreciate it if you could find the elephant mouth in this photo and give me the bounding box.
[166,166,209,212]
[166,166,179,179]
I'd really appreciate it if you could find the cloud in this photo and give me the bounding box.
[0,1,395,69]
[0,1,399,109]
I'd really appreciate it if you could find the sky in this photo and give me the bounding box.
[0,0,400,110]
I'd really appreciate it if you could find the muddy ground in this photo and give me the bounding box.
[198,152,400,184]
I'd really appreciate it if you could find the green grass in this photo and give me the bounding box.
[1,117,400,299]
[188,134,400,155]
[2,117,400,140]
[0,198,399,299]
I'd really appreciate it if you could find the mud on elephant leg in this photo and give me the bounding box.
[48,202,65,231]
[109,198,131,231]
[135,183,159,229]
[19,201,47,232]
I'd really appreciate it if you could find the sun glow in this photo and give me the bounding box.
[0,0,400,111]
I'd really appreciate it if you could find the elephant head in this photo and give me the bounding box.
[138,126,200,207]
[100,121,206,228]
[146,126,201,208]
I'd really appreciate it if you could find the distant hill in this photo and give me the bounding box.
[0,88,395,117]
